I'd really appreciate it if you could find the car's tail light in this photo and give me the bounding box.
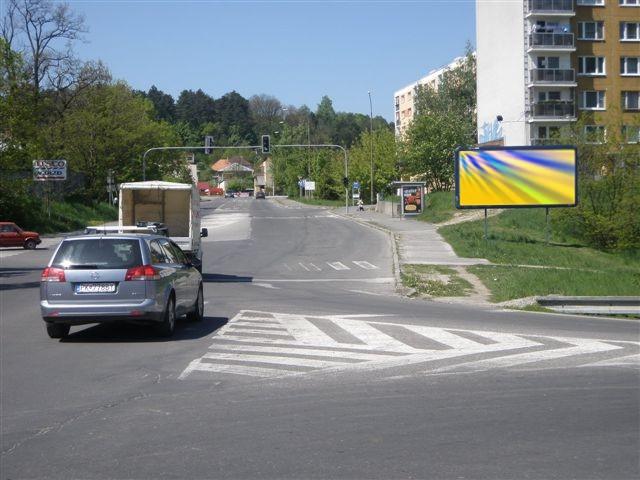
[125,265,160,281]
[41,267,66,282]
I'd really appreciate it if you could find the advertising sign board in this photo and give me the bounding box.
[455,146,577,208]
[402,185,422,215]
[33,160,67,181]
[304,181,316,191]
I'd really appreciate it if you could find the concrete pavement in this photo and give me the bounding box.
[338,209,490,266]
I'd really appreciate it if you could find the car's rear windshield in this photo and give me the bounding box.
[52,239,142,269]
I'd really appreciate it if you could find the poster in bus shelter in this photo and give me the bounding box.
[402,185,422,215]
[455,146,577,209]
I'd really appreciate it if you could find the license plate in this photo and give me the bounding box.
[75,283,116,293]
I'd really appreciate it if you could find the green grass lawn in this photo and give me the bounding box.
[293,197,346,208]
[33,202,118,234]
[439,208,640,301]
[415,191,455,224]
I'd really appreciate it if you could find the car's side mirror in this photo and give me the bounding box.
[200,228,208,238]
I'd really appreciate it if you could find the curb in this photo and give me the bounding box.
[537,296,640,316]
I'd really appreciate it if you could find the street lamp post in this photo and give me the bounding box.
[368,91,374,204]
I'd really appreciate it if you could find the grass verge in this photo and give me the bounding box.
[401,264,474,297]
[32,202,117,234]
[415,191,456,224]
[293,197,346,208]
[439,208,640,302]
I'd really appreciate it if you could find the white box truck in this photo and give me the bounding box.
[118,181,207,264]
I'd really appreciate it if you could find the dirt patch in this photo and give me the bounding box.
[437,208,504,227]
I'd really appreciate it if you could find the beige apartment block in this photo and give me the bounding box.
[393,55,470,138]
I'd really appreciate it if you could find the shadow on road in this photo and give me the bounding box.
[59,316,228,343]
[202,273,253,283]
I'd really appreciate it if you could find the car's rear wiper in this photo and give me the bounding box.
[62,264,101,269]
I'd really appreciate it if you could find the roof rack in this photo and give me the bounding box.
[84,225,168,236]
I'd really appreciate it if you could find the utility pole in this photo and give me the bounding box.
[368,91,374,205]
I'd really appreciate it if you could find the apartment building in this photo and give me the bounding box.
[394,55,469,137]
[477,0,639,146]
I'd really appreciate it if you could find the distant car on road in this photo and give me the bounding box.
[224,191,235,198]
[40,234,203,339]
[255,191,266,199]
[0,222,41,249]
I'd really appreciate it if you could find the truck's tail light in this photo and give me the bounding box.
[125,265,160,281]
[41,267,66,282]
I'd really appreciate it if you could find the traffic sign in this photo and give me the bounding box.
[353,181,360,189]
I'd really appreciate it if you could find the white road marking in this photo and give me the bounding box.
[579,353,640,368]
[283,264,293,271]
[179,310,639,380]
[252,277,395,284]
[433,338,622,374]
[252,283,280,289]
[298,263,310,271]
[309,263,322,271]
[348,290,386,296]
[203,352,348,369]
[353,261,379,270]
[326,319,417,353]
[327,262,350,271]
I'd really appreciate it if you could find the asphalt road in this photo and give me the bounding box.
[1,197,639,479]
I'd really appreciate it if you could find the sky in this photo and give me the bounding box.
[65,1,476,121]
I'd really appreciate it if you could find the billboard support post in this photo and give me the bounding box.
[484,209,488,240]
[545,207,550,244]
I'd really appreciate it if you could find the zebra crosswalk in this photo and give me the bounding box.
[179,310,640,380]
[284,261,380,272]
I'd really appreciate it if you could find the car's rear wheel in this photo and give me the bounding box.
[46,323,70,339]
[156,297,176,337]
[187,285,204,322]
[24,239,37,249]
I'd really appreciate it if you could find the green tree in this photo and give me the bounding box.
[175,89,216,128]
[146,85,176,122]
[49,82,180,200]
[348,128,397,202]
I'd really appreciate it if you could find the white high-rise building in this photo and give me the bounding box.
[477,0,640,147]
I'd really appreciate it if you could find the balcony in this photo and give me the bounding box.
[529,101,576,120]
[527,0,575,16]
[529,68,576,86]
[528,32,575,51]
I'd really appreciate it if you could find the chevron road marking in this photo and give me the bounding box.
[353,261,379,270]
[178,310,638,380]
[327,262,350,270]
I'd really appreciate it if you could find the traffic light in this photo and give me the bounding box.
[261,135,271,154]
[343,177,349,188]
[204,136,214,155]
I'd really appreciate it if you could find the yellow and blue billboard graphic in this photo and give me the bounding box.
[455,147,577,208]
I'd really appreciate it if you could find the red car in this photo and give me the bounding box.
[0,222,42,249]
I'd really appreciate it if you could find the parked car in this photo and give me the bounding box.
[224,191,235,198]
[255,191,266,199]
[0,222,41,249]
[40,234,203,339]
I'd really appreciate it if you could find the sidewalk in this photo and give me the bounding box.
[339,209,489,267]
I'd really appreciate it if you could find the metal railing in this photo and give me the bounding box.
[530,68,575,83]
[528,0,574,13]
[529,32,574,48]
[530,101,575,117]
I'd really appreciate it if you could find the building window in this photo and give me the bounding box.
[578,22,604,40]
[622,126,640,144]
[622,91,640,110]
[584,125,606,144]
[577,0,605,5]
[579,91,606,109]
[619,0,639,6]
[578,56,606,75]
[620,22,640,40]
[621,57,640,75]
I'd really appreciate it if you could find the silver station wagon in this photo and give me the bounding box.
[40,234,204,339]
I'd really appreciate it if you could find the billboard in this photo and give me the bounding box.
[455,147,577,208]
[402,185,423,215]
[33,159,67,181]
